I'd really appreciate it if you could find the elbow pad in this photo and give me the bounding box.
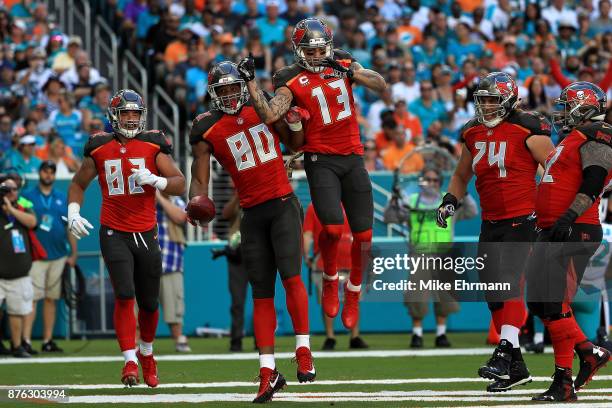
[578,165,609,202]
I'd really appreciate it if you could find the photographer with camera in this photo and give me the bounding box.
[0,176,37,357]
[212,191,248,352]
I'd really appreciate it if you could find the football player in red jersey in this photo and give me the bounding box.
[236,18,386,330]
[66,90,186,387]
[437,72,555,392]
[189,62,315,403]
[527,82,612,402]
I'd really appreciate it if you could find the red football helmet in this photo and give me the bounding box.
[292,18,333,73]
[553,81,607,133]
[473,72,519,128]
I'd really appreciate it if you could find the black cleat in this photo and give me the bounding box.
[478,340,512,380]
[435,334,451,348]
[41,340,63,353]
[11,345,31,358]
[349,336,369,349]
[322,337,336,351]
[410,334,423,349]
[487,360,532,392]
[21,341,38,355]
[524,341,545,354]
[574,341,611,390]
[253,368,286,403]
[532,366,576,402]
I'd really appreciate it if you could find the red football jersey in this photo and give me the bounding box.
[84,131,172,232]
[273,49,362,155]
[460,111,551,221]
[303,204,352,271]
[536,122,612,228]
[189,103,293,208]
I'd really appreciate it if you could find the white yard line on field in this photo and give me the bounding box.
[61,392,612,404]
[0,347,551,365]
[6,377,611,389]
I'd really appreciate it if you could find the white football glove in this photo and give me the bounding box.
[131,167,168,191]
[67,203,93,240]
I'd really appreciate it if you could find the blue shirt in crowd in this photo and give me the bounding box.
[23,186,70,260]
[255,17,288,46]
[408,98,448,133]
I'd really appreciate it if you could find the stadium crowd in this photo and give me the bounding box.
[1,0,612,178]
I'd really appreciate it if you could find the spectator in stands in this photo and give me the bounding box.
[412,33,445,80]
[280,0,307,26]
[0,10,11,42]
[40,75,65,115]
[51,35,82,74]
[242,28,271,76]
[35,134,80,176]
[155,190,191,353]
[0,114,12,154]
[526,75,551,116]
[165,24,200,73]
[0,176,36,358]
[556,18,583,56]
[471,6,493,42]
[255,0,287,47]
[135,0,162,44]
[393,97,423,146]
[592,0,612,34]
[363,140,385,172]
[80,82,111,135]
[449,88,473,140]
[49,91,83,150]
[391,63,420,106]
[22,161,77,354]
[424,9,450,50]
[239,0,262,35]
[68,60,99,102]
[272,25,295,67]
[216,0,242,35]
[381,118,424,174]
[59,51,102,95]
[494,35,518,70]
[408,80,447,135]
[303,203,369,351]
[3,135,42,175]
[542,0,578,34]
[17,48,52,102]
[215,33,239,64]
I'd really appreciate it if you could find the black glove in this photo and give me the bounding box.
[237,53,256,82]
[322,57,354,79]
[436,193,458,229]
[550,209,578,242]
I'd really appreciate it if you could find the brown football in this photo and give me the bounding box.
[187,195,216,224]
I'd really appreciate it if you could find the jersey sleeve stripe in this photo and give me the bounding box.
[510,123,531,135]
[144,142,162,151]
[203,123,217,140]
[285,75,300,87]
[89,145,105,156]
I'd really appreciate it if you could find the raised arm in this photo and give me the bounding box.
[247,83,294,124]
[350,61,387,93]
[189,141,211,200]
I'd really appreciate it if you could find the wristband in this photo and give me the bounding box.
[154,177,168,191]
[441,193,458,208]
[287,121,303,131]
[68,202,80,218]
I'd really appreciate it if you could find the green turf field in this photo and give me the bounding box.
[0,333,610,407]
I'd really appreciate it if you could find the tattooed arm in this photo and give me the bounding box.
[246,82,294,124]
[350,62,387,93]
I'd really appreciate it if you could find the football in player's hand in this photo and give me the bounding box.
[186,196,216,225]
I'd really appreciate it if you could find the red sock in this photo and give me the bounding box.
[503,299,527,329]
[350,229,372,287]
[492,308,503,333]
[319,225,343,278]
[546,318,578,369]
[114,298,136,352]
[253,298,276,349]
[138,308,159,343]
[282,275,309,334]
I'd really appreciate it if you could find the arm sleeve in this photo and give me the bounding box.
[549,58,571,89]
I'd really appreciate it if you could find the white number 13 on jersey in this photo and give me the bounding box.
[312,79,352,125]
[472,141,507,178]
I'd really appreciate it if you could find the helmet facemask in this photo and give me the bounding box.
[110,105,146,138]
[295,41,333,73]
[209,79,249,115]
[474,93,508,128]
